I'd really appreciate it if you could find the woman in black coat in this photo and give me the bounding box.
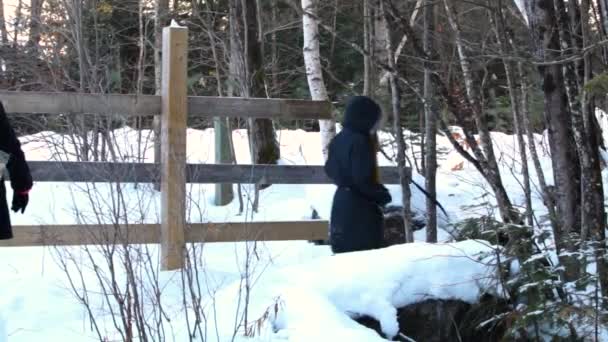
[0,101,32,239]
[324,96,392,253]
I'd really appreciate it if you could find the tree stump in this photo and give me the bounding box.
[383,205,426,247]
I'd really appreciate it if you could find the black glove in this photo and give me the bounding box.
[11,191,28,213]
[376,187,392,207]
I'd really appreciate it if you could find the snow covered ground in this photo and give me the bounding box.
[0,125,563,341]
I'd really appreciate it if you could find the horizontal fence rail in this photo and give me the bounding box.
[0,91,333,120]
[1,221,329,247]
[4,161,404,184]
[0,26,410,270]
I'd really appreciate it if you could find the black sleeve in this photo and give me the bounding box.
[350,137,391,206]
[0,102,32,192]
[324,139,340,184]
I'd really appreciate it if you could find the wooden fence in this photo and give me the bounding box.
[0,24,405,270]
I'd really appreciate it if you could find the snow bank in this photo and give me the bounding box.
[0,313,5,342]
[4,126,547,340]
[211,240,504,341]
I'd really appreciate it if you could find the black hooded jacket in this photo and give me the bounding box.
[0,101,33,239]
[324,96,391,253]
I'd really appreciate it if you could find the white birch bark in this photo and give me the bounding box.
[302,0,335,160]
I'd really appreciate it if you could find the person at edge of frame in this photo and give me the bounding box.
[0,100,33,240]
[324,95,392,254]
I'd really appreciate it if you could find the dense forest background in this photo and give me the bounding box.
[0,0,555,134]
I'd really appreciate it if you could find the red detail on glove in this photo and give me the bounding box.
[17,189,30,195]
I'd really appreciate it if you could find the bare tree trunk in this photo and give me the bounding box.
[302,0,335,160]
[372,0,391,109]
[373,0,388,79]
[137,0,145,90]
[244,0,279,166]
[154,0,169,92]
[381,1,412,243]
[567,0,584,86]
[229,0,246,99]
[518,60,560,236]
[419,107,426,173]
[423,0,437,242]
[555,0,603,288]
[600,0,608,34]
[230,0,279,211]
[27,0,44,52]
[378,0,423,89]
[579,0,608,305]
[492,1,533,227]
[378,0,521,224]
[63,0,90,161]
[524,0,582,281]
[443,0,518,224]
[227,2,245,213]
[0,0,7,45]
[13,0,22,49]
[271,0,279,96]
[202,0,235,206]
[90,1,102,92]
[584,79,608,306]
[327,0,339,89]
[63,0,89,91]
[555,0,603,251]
[568,0,608,298]
[249,0,279,211]
[363,0,372,96]
[153,0,169,190]
[135,0,146,167]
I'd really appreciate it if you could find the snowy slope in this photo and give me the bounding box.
[208,240,503,341]
[0,125,560,341]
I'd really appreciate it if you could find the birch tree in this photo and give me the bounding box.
[302,0,335,160]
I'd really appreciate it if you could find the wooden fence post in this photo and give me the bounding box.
[160,23,188,270]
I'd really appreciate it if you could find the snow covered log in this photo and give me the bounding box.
[209,240,507,341]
